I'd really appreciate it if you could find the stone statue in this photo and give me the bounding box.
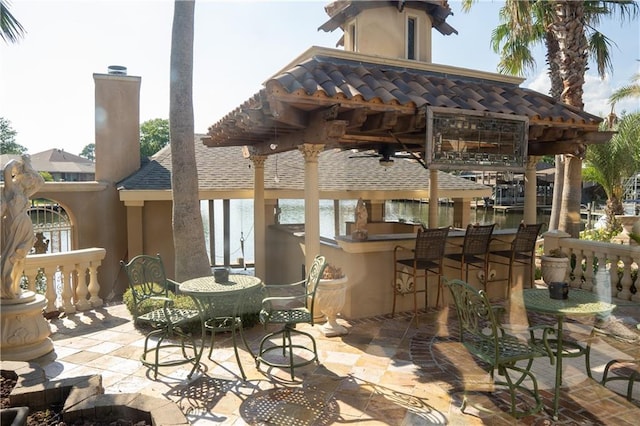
[351,198,368,241]
[1,155,45,299]
[33,232,50,254]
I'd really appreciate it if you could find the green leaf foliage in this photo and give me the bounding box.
[140,118,170,157]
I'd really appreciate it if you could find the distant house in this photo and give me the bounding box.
[29,149,94,182]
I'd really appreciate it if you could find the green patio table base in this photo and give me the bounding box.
[523,288,616,420]
[179,274,263,380]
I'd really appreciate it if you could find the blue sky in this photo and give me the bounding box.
[1,0,639,156]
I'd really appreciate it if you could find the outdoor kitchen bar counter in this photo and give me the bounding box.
[324,228,520,319]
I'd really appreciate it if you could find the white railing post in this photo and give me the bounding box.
[74,261,91,311]
[60,265,75,314]
[88,261,103,307]
[582,248,595,292]
[23,248,107,314]
[618,255,634,301]
[549,235,639,302]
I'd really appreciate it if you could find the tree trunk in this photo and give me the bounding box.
[545,32,564,231]
[169,0,212,281]
[551,1,588,237]
[558,155,582,238]
[549,155,564,231]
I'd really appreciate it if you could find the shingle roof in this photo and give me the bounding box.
[118,135,491,198]
[28,149,95,174]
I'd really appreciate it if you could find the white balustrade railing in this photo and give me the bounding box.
[544,231,640,302]
[22,248,107,313]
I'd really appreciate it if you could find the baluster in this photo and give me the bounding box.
[582,249,595,292]
[60,266,76,314]
[611,257,622,298]
[618,255,633,301]
[567,248,579,288]
[23,265,40,293]
[42,267,58,313]
[74,262,91,311]
[88,261,103,307]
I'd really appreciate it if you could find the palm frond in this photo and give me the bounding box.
[0,0,25,44]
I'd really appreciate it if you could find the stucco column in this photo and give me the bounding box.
[251,155,267,279]
[429,169,438,228]
[524,156,538,224]
[369,200,385,222]
[299,144,324,274]
[452,198,471,228]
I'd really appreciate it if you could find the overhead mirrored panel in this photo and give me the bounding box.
[426,107,528,171]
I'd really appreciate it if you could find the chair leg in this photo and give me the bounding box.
[392,269,398,318]
[231,318,247,380]
[256,325,318,381]
[413,272,419,327]
[436,274,443,309]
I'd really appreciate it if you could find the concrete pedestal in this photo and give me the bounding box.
[0,291,53,361]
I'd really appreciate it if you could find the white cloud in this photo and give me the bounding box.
[524,71,640,118]
[526,72,550,96]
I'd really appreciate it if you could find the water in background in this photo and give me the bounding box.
[201,199,546,265]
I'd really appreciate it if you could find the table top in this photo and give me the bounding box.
[523,288,615,317]
[180,274,263,296]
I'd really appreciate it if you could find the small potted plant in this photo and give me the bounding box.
[540,248,570,285]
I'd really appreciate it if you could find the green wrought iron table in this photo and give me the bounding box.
[523,288,616,419]
[180,274,263,379]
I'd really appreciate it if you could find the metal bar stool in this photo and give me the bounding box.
[490,222,543,298]
[392,226,449,326]
[444,223,495,290]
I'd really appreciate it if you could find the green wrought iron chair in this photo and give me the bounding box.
[445,279,555,418]
[121,254,200,379]
[601,358,639,401]
[256,255,327,380]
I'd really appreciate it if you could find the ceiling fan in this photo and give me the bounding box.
[348,144,414,167]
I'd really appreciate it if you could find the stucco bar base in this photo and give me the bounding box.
[330,229,517,320]
[0,291,53,361]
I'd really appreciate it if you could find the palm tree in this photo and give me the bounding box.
[610,72,640,104]
[1,0,25,43]
[169,0,212,281]
[583,112,640,232]
[463,0,638,237]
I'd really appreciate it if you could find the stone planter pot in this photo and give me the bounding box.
[614,215,640,245]
[313,276,351,337]
[540,256,570,285]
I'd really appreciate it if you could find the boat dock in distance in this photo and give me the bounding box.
[491,204,605,220]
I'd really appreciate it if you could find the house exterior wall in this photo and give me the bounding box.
[35,183,127,300]
[141,200,176,280]
[343,6,433,62]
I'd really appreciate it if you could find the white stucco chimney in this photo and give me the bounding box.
[93,68,141,182]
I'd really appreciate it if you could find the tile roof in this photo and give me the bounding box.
[319,1,458,37]
[118,135,491,199]
[205,47,604,156]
